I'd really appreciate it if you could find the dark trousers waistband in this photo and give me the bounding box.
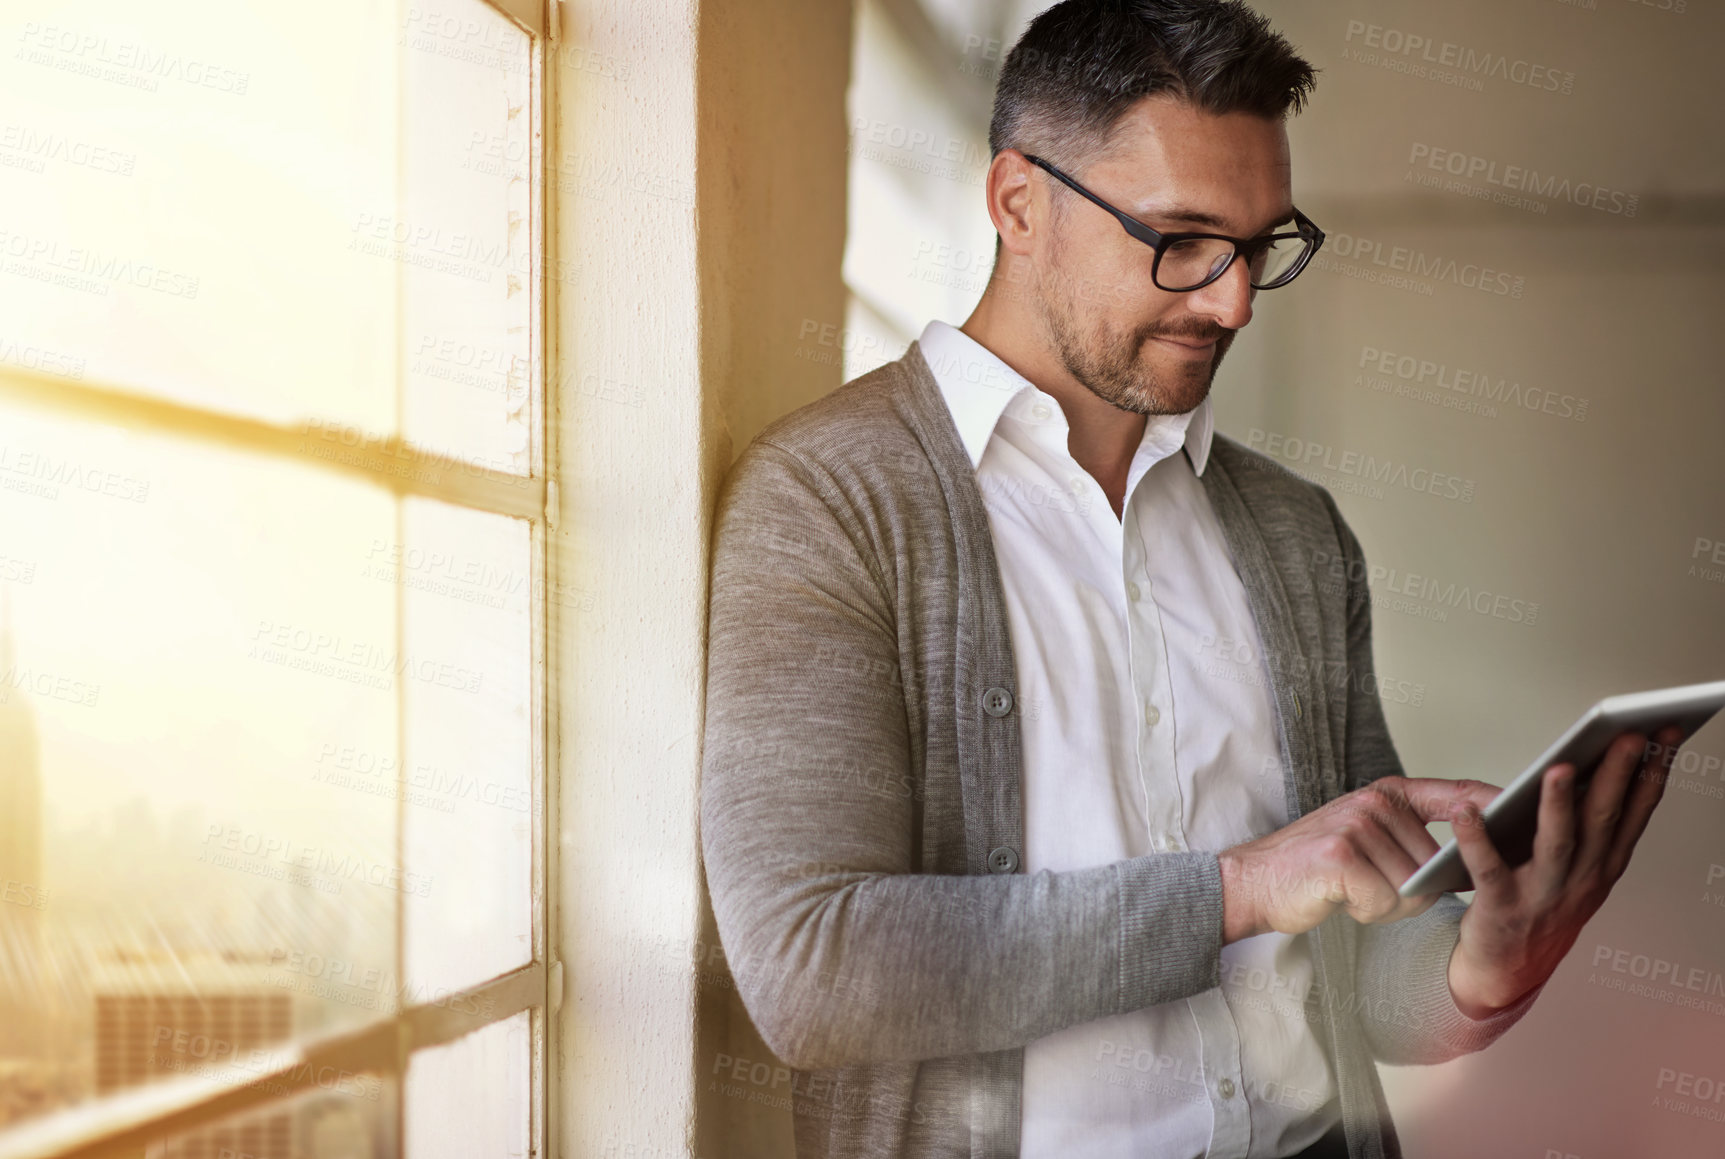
[1285,1118,1349,1159]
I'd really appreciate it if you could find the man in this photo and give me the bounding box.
[700,2,1681,1157]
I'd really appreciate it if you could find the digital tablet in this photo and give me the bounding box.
[1398,679,1725,898]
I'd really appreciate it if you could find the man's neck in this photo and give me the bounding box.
[960,292,1146,521]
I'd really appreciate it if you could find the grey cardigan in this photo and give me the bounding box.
[700,343,1538,1159]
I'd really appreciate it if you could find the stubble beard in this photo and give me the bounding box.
[1041,263,1236,417]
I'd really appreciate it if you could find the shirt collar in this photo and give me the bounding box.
[916,319,1214,476]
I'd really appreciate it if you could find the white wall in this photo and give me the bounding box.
[552,2,707,1155]
[551,1,853,1155]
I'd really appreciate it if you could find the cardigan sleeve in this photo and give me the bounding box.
[699,437,1227,1072]
[1319,489,1544,1064]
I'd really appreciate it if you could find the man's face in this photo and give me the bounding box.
[1034,95,1294,416]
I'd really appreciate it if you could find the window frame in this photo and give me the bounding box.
[0,0,561,1155]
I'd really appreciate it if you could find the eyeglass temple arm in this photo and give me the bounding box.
[1023,153,1166,245]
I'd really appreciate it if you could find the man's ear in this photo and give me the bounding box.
[984,149,1040,259]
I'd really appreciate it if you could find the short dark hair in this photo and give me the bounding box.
[988,0,1317,170]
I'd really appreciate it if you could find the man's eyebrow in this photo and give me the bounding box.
[1137,203,1297,235]
[1253,208,1298,235]
[1137,203,1231,230]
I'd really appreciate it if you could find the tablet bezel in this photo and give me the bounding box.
[1397,679,1725,899]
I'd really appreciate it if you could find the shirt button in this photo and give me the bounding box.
[981,687,1014,717]
[1031,403,1051,421]
[1218,1077,1236,1099]
[1144,702,1160,726]
[1126,582,1142,602]
[987,846,1020,874]
[1068,476,1085,493]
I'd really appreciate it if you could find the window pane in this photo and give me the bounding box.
[0,405,402,1129]
[400,498,534,996]
[405,1012,530,1159]
[150,1073,395,1159]
[0,0,535,474]
[399,0,537,476]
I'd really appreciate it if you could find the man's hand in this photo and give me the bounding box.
[1445,726,1685,1019]
[1217,776,1501,942]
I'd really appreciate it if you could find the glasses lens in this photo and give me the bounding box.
[1249,234,1314,288]
[1156,237,1236,291]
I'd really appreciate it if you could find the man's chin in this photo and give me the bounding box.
[1105,382,1209,417]
[1123,359,1214,416]
[1137,338,1225,405]
[1160,380,1212,416]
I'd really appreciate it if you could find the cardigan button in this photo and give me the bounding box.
[987,846,1020,874]
[981,687,1014,717]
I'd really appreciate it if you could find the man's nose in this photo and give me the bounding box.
[1186,255,1255,330]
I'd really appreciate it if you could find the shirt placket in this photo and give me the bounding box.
[1121,515,1182,855]
[1125,490,1253,1159]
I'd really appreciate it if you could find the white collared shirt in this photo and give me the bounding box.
[918,320,1342,1159]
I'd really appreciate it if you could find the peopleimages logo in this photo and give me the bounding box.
[1654,1067,1725,1124]
[0,334,86,380]
[0,123,136,176]
[1357,345,1588,422]
[1406,143,1638,217]
[0,228,200,299]
[1693,536,1725,587]
[1588,943,1725,1017]
[1245,428,1477,504]
[1341,20,1576,95]
[15,22,252,95]
[1308,546,1541,627]
[1320,233,1525,298]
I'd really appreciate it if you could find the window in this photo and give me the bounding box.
[0,1,556,1155]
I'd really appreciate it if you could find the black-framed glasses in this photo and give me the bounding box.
[1022,152,1325,293]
